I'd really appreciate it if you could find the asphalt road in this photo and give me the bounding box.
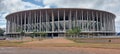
[0,47,120,54]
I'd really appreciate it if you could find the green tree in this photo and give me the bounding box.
[40,32,46,38]
[67,27,81,38]
[30,33,35,41]
[0,28,5,36]
[20,30,25,40]
[16,27,21,32]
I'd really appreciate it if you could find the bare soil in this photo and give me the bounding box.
[0,47,120,54]
[25,38,75,44]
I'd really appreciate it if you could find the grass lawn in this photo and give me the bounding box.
[0,38,120,49]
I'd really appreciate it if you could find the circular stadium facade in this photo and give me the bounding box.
[6,8,116,37]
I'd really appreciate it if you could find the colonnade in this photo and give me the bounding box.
[6,9,116,36]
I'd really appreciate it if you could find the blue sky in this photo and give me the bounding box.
[0,0,120,32]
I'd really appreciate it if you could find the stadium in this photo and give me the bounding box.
[5,8,116,37]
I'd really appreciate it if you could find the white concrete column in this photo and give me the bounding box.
[11,17,12,32]
[111,16,114,31]
[87,11,89,31]
[100,12,102,31]
[108,14,110,31]
[15,14,16,33]
[37,11,39,32]
[7,20,9,33]
[36,10,38,32]
[106,13,108,31]
[69,10,72,29]
[31,12,33,32]
[12,16,13,32]
[52,10,54,32]
[96,12,98,31]
[110,14,112,31]
[6,19,8,33]
[13,15,15,32]
[92,11,94,31]
[81,10,84,31]
[11,16,13,33]
[20,13,22,32]
[9,18,11,32]
[27,12,29,32]
[16,14,18,32]
[76,10,78,27]
[41,11,43,32]
[34,11,36,32]
[63,10,66,31]
[103,13,106,31]
[17,14,19,32]
[46,10,48,32]
[110,15,112,31]
[28,12,30,32]
[24,12,26,32]
[11,16,13,32]
[40,10,41,32]
[58,10,60,31]
[113,16,115,32]
[107,13,109,31]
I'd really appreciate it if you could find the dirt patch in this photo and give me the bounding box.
[25,38,75,44]
[0,47,120,54]
[68,38,120,43]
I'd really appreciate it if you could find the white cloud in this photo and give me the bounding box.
[0,25,6,28]
[34,0,42,2]
[1,0,42,13]
[0,0,42,28]
[43,0,97,8]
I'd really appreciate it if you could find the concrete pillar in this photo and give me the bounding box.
[40,10,41,32]
[76,10,78,27]
[100,12,102,31]
[8,20,10,33]
[58,10,60,31]
[81,10,84,31]
[87,11,89,31]
[69,10,72,29]
[16,14,18,32]
[112,16,114,31]
[63,10,66,31]
[103,13,106,31]
[106,13,108,31]
[110,15,113,31]
[52,10,54,32]
[96,12,98,31]
[34,11,36,32]
[24,12,26,32]
[46,10,48,32]
[113,16,115,32]
[20,13,22,32]
[6,19,8,33]
[92,11,94,31]
[37,11,40,32]
[12,16,14,33]
[13,15,15,32]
